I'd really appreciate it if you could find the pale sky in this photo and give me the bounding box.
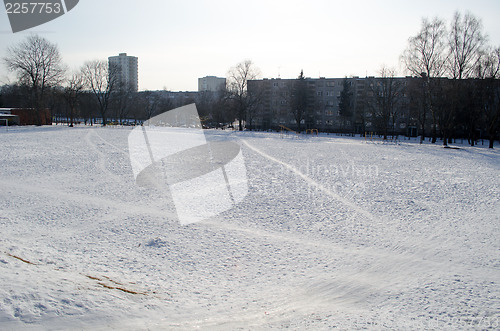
[1,0,500,91]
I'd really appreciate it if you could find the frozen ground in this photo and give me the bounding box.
[0,125,499,330]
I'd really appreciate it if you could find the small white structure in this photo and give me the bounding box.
[0,109,20,126]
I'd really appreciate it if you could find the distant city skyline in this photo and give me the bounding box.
[1,0,500,91]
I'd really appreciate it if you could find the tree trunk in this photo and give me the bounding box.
[69,106,74,127]
[420,114,426,144]
[101,111,107,127]
[431,119,437,143]
[443,130,448,147]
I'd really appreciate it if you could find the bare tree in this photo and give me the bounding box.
[226,60,261,131]
[477,47,500,148]
[291,70,313,133]
[447,11,487,80]
[3,34,66,125]
[401,17,447,143]
[111,84,135,125]
[476,47,500,79]
[144,91,161,120]
[440,11,487,146]
[245,81,265,131]
[81,60,118,126]
[402,18,448,78]
[369,66,403,140]
[338,77,354,134]
[63,71,84,127]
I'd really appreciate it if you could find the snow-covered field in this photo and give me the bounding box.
[0,125,499,330]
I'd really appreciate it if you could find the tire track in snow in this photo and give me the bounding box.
[241,139,380,224]
[90,129,149,181]
[91,129,131,157]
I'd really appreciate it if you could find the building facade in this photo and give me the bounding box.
[108,53,139,92]
[0,108,50,125]
[198,76,226,92]
[248,76,418,136]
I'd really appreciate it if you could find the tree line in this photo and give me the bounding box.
[0,35,174,126]
[245,11,499,148]
[1,11,499,148]
[0,34,258,129]
[400,12,500,148]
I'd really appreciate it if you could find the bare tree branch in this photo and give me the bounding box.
[226,60,261,131]
[80,60,118,126]
[447,11,487,79]
[3,34,66,125]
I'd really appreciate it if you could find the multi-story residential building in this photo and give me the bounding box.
[248,76,418,136]
[198,76,226,92]
[108,53,138,92]
[158,90,199,109]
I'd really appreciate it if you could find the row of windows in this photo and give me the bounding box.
[270,100,338,107]
[268,90,409,99]
[270,90,341,97]
[315,119,346,126]
[261,116,413,128]
[267,108,411,119]
[270,108,343,116]
[312,120,409,128]
[271,81,340,88]
[317,91,340,97]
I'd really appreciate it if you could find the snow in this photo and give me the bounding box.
[0,126,499,330]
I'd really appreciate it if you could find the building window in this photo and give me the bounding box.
[317,91,323,96]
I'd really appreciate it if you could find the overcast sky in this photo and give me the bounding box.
[1,0,500,91]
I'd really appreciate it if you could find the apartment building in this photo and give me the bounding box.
[198,76,226,92]
[248,76,417,136]
[108,53,139,92]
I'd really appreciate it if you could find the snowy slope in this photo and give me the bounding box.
[0,126,499,330]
